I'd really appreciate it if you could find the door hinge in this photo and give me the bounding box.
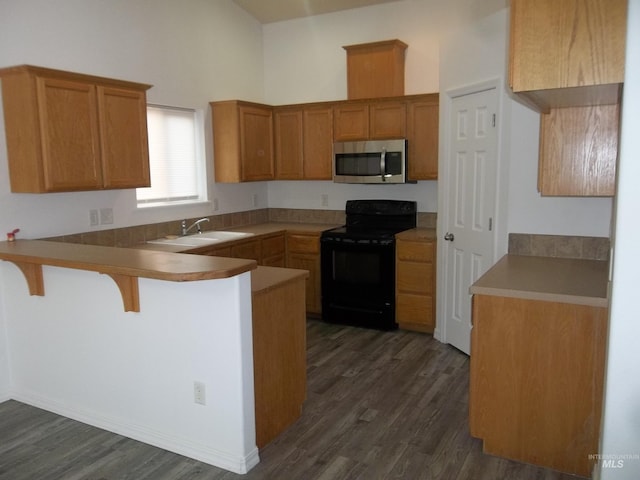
[492,114,496,128]
[489,217,493,231]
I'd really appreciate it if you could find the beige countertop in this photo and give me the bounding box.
[396,227,437,242]
[0,239,256,282]
[470,254,609,308]
[251,265,309,294]
[136,222,340,254]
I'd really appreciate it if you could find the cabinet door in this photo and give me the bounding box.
[98,86,150,189]
[509,0,626,92]
[287,232,321,314]
[407,97,439,180]
[333,103,368,141]
[369,100,406,139]
[287,252,321,314]
[261,233,286,266]
[231,239,261,261]
[538,104,618,196]
[239,105,274,181]
[303,106,333,180]
[36,77,103,191]
[274,107,303,180]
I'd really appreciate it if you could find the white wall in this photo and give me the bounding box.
[506,101,613,237]
[262,0,451,213]
[0,0,266,240]
[2,262,258,473]
[262,0,612,234]
[598,1,640,478]
[436,0,612,240]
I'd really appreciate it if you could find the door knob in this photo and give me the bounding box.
[444,232,454,241]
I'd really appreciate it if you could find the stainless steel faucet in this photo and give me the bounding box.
[181,217,210,236]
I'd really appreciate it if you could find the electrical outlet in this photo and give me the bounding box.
[252,194,258,207]
[194,381,206,405]
[213,198,219,211]
[89,209,99,226]
[321,194,329,207]
[99,208,114,225]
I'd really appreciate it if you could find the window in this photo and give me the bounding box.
[136,105,206,207]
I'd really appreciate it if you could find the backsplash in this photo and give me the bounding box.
[508,233,610,261]
[43,209,437,248]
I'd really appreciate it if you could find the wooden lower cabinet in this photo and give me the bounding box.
[286,232,321,315]
[251,267,307,448]
[469,294,607,477]
[396,232,436,333]
[230,238,261,262]
[259,233,286,267]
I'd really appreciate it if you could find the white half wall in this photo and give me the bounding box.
[1,262,258,474]
[0,273,10,402]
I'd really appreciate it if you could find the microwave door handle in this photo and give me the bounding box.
[380,148,387,182]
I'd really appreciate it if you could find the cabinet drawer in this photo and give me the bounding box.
[397,240,434,262]
[262,234,285,258]
[397,261,433,294]
[287,234,319,254]
[397,293,433,325]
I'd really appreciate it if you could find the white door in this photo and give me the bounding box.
[442,87,498,354]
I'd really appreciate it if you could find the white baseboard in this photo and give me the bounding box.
[11,391,260,474]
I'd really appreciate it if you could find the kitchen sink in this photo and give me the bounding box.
[147,230,254,247]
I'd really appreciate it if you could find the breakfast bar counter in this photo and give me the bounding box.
[0,239,256,312]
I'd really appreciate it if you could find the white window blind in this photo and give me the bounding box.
[136,105,206,207]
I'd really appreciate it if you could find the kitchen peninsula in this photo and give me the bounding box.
[469,254,609,477]
[0,239,303,474]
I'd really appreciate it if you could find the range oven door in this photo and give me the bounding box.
[320,236,397,330]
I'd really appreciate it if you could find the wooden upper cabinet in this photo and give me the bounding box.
[303,106,333,180]
[510,0,626,96]
[406,95,439,180]
[240,105,274,181]
[98,86,150,189]
[538,104,618,196]
[274,107,304,180]
[369,100,406,139]
[333,102,369,141]
[0,65,151,193]
[508,0,625,196]
[274,104,333,180]
[333,99,406,141]
[211,100,274,183]
[343,40,407,100]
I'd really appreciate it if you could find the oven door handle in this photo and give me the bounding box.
[380,148,387,182]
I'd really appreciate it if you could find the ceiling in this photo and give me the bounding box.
[232,0,404,24]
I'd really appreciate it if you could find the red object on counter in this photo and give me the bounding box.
[6,228,19,242]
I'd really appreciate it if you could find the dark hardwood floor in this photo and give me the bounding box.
[0,319,585,480]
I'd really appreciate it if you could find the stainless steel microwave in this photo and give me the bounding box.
[333,139,408,184]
